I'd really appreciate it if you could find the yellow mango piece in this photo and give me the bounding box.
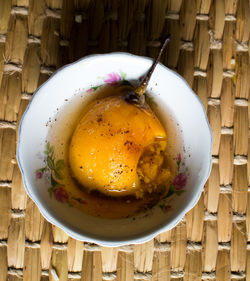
[69,95,167,197]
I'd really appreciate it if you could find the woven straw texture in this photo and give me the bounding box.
[0,0,250,280]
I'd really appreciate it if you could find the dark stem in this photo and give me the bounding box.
[135,35,171,96]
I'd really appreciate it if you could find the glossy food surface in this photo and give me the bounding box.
[69,95,170,198]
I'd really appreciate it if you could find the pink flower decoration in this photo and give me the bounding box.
[139,75,145,82]
[173,173,187,190]
[104,73,122,84]
[44,169,50,183]
[36,171,42,179]
[87,88,93,93]
[165,205,171,211]
[177,154,181,161]
[54,187,69,203]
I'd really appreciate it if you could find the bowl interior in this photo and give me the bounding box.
[17,53,212,246]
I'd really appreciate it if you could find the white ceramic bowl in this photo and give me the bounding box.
[17,53,212,246]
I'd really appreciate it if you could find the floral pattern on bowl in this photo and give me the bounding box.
[159,154,189,213]
[35,142,69,203]
[87,71,156,108]
[87,70,128,93]
[35,142,189,211]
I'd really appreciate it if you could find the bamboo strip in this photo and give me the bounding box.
[0,0,11,34]
[193,76,208,112]
[101,246,118,273]
[0,128,16,181]
[128,1,147,56]
[202,220,218,272]
[67,238,84,272]
[217,194,233,242]
[163,18,180,69]
[0,43,4,86]
[247,192,250,241]
[213,0,225,40]
[22,43,41,93]
[7,215,25,268]
[74,0,91,10]
[220,77,235,127]
[219,134,234,185]
[248,138,250,186]
[60,0,74,40]
[0,244,7,281]
[186,193,204,242]
[88,0,105,42]
[81,249,102,281]
[23,246,42,281]
[231,221,247,271]
[232,164,248,213]
[50,247,68,281]
[167,0,182,13]
[223,21,236,70]
[69,19,89,61]
[98,5,118,54]
[183,250,202,281]
[0,72,22,122]
[225,0,238,14]
[25,198,44,241]
[52,225,68,243]
[147,43,160,61]
[118,0,135,44]
[197,0,212,14]
[117,251,134,281]
[171,222,186,271]
[234,105,248,155]
[38,73,51,86]
[16,98,29,139]
[40,220,53,270]
[222,21,236,69]
[236,0,250,42]
[180,0,197,41]
[246,249,250,281]
[11,164,27,210]
[155,230,172,243]
[152,248,170,281]
[46,0,63,9]
[134,240,154,272]
[0,186,11,239]
[28,0,46,37]
[5,14,28,64]
[146,0,167,41]
[208,104,221,156]
[194,20,210,70]
[207,50,223,98]
[12,0,29,6]
[41,17,60,66]
[235,52,250,99]
[57,44,70,68]
[215,250,230,281]
[206,163,220,212]
[178,50,194,88]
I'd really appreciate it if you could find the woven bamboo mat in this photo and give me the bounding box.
[0,0,250,280]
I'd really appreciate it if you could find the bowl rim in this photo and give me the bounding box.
[17,52,213,247]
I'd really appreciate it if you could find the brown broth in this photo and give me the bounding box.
[47,84,180,218]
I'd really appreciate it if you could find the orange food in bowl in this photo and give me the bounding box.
[69,95,171,198]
